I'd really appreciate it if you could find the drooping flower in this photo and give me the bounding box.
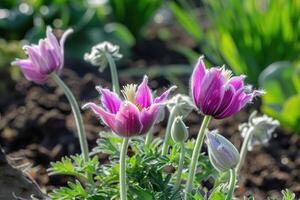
[206,130,240,172]
[171,116,189,143]
[12,27,73,84]
[190,56,264,119]
[84,41,123,71]
[83,76,176,137]
[239,111,280,151]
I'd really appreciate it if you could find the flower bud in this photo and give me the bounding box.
[239,111,280,151]
[84,41,122,71]
[206,130,240,172]
[171,116,189,143]
[166,94,195,118]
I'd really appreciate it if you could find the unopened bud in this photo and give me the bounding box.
[171,116,189,143]
[167,94,195,118]
[84,41,122,71]
[206,130,240,172]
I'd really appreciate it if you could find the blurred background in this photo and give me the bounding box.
[0,0,299,199]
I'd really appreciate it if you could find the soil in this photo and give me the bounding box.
[0,38,299,199]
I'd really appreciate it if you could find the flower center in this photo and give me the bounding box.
[221,67,232,82]
[122,84,137,103]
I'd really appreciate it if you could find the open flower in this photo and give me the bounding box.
[12,27,73,84]
[206,130,240,172]
[83,76,176,137]
[191,56,264,119]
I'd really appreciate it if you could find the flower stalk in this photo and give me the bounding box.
[175,142,185,190]
[120,138,129,200]
[51,73,89,162]
[105,52,120,95]
[185,115,211,199]
[162,106,180,156]
[236,126,253,174]
[226,169,237,200]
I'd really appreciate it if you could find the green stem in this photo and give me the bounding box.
[51,74,89,162]
[175,142,185,190]
[162,107,179,156]
[225,169,236,200]
[120,138,129,200]
[145,128,154,146]
[236,127,253,174]
[185,115,212,199]
[105,52,120,95]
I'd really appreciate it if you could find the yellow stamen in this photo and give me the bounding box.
[221,66,232,82]
[122,84,137,103]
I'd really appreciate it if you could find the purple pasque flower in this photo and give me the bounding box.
[12,27,73,84]
[191,56,264,119]
[83,76,176,138]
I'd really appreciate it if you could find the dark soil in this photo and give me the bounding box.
[0,36,299,199]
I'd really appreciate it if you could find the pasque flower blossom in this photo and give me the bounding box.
[12,27,73,84]
[206,130,240,172]
[191,57,263,119]
[83,76,176,137]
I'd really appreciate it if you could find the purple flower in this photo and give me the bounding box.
[191,56,263,119]
[12,27,73,84]
[83,76,176,138]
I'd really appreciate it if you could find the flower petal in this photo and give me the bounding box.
[13,59,47,84]
[154,85,177,103]
[240,90,264,108]
[190,57,206,107]
[97,87,122,114]
[199,68,225,115]
[228,75,246,90]
[135,75,153,108]
[82,102,116,130]
[114,102,142,137]
[140,104,160,134]
[214,85,235,117]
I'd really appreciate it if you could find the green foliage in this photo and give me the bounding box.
[259,62,300,133]
[109,0,162,37]
[48,132,217,199]
[170,0,300,84]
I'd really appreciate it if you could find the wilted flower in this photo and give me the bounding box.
[190,56,264,119]
[240,111,280,151]
[84,41,122,71]
[206,130,240,172]
[12,27,73,84]
[171,116,189,143]
[83,76,176,137]
[166,94,195,118]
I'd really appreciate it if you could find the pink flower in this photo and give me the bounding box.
[12,27,73,84]
[83,76,176,137]
[191,57,263,119]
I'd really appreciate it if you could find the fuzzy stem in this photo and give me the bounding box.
[51,74,89,162]
[120,138,129,200]
[162,107,179,156]
[175,142,185,190]
[226,169,237,200]
[236,127,253,174]
[185,115,212,199]
[105,52,120,95]
[145,128,154,146]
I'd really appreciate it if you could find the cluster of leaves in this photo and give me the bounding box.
[48,132,297,199]
[170,0,300,85]
[259,62,300,133]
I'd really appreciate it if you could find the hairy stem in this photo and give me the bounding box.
[236,127,253,174]
[175,142,185,190]
[185,115,212,199]
[225,169,237,200]
[145,128,154,146]
[51,74,89,161]
[162,107,179,156]
[120,138,129,200]
[105,52,120,95]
